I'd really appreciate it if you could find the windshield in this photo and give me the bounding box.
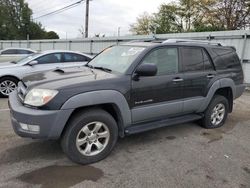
[88,46,145,74]
[16,53,41,64]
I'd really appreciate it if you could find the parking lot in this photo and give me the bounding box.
[0,93,249,188]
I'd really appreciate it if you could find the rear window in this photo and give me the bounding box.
[1,49,17,54]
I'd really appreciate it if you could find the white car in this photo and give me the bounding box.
[0,50,92,97]
[0,48,36,63]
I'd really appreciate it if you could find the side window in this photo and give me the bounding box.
[202,50,214,70]
[142,48,178,75]
[212,48,240,69]
[181,48,203,72]
[17,50,34,54]
[36,53,62,64]
[64,53,87,62]
[1,49,17,54]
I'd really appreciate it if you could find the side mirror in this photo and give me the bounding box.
[135,64,157,77]
[28,60,38,66]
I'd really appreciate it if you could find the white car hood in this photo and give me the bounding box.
[0,62,21,69]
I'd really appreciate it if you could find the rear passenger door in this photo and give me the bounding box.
[180,47,216,114]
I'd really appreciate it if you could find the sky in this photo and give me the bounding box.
[25,0,171,39]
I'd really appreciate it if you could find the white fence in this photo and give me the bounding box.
[1,30,250,82]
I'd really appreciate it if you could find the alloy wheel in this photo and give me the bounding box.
[76,121,110,156]
[0,80,17,96]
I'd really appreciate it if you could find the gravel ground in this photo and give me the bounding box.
[0,93,250,188]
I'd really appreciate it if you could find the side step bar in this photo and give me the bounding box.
[125,114,203,135]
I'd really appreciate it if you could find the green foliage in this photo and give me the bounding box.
[0,0,59,40]
[45,31,59,39]
[130,0,250,34]
[130,12,154,35]
[153,4,183,34]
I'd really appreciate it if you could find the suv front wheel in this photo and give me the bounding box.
[201,95,229,129]
[61,109,118,165]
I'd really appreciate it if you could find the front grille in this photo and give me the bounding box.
[17,81,27,102]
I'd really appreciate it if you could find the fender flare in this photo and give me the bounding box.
[198,78,235,112]
[61,90,132,127]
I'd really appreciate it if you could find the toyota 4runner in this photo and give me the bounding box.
[9,40,245,164]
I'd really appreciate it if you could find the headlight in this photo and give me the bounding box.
[24,89,58,107]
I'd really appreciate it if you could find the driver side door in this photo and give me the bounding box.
[131,47,184,123]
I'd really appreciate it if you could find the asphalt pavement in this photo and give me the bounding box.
[0,93,250,188]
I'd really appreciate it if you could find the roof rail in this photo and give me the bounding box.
[162,39,222,46]
[127,39,164,43]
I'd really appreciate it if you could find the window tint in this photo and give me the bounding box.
[64,53,88,62]
[203,50,213,70]
[36,53,62,64]
[1,49,17,54]
[142,48,178,75]
[17,50,34,54]
[212,48,240,69]
[182,48,203,72]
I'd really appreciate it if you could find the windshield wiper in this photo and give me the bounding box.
[10,61,17,64]
[93,66,112,72]
[85,64,112,72]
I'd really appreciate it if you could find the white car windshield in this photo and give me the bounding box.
[15,53,41,64]
[88,46,145,74]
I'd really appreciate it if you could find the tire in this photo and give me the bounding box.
[61,108,118,165]
[0,77,18,98]
[201,95,229,129]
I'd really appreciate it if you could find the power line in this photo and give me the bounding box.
[33,0,84,20]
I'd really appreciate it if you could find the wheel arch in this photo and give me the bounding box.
[198,78,235,113]
[60,90,132,138]
[0,75,20,82]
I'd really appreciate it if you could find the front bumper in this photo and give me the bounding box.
[9,91,73,140]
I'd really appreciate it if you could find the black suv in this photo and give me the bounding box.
[9,40,245,164]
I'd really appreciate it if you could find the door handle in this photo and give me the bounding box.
[207,74,215,79]
[172,78,184,82]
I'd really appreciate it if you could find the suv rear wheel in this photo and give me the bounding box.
[61,109,118,165]
[201,95,229,129]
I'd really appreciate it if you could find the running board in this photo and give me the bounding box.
[125,114,203,135]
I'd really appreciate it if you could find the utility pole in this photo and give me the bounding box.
[118,27,121,37]
[85,0,90,38]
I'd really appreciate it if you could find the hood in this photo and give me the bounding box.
[0,62,21,69]
[22,66,117,90]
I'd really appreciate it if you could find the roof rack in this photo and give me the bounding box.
[127,39,164,43]
[162,39,222,46]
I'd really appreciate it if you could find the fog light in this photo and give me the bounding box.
[20,123,40,133]
[20,123,28,131]
[28,125,40,133]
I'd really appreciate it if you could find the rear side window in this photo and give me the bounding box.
[203,50,214,70]
[181,47,214,72]
[142,47,179,75]
[64,53,89,62]
[181,48,203,72]
[212,48,240,69]
[17,50,34,54]
[1,49,17,54]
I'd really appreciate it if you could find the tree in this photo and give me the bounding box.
[210,0,250,30]
[130,12,154,35]
[153,4,183,33]
[130,0,250,35]
[45,31,59,39]
[0,0,59,40]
